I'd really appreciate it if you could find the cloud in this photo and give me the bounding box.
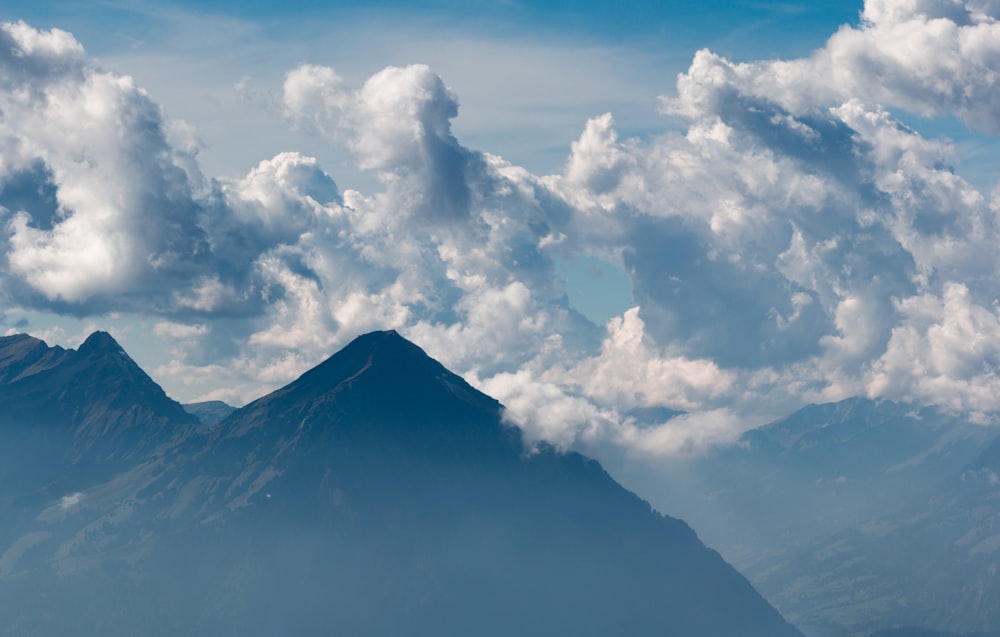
[0,23,207,303]
[479,364,744,457]
[665,0,1000,132]
[0,22,225,315]
[479,369,617,450]
[283,63,476,222]
[867,282,1000,414]
[6,2,1000,457]
[226,152,342,239]
[527,0,1000,425]
[59,492,83,510]
[0,23,353,321]
[553,308,735,412]
[614,409,745,457]
[153,321,208,339]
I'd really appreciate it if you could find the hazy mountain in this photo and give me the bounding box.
[606,397,996,637]
[686,403,1000,637]
[634,398,993,570]
[0,330,802,637]
[787,433,1000,636]
[183,400,237,424]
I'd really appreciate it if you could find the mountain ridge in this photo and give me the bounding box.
[0,330,196,431]
[0,328,804,637]
[0,329,197,499]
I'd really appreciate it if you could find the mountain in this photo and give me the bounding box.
[182,400,236,424]
[764,432,1000,637]
[0,330,802,637]
[640,398,1000,637]
[0,330,196,436]
[0,330,198,495]
[634,398,993,568]
[606,397,996,637]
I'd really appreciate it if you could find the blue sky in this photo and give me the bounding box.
[1,0,1000,457]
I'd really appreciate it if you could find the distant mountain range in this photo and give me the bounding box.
[759,425,1000,637]
[182,399,237,424]
[0,330,801,637]
[636,397,999,637]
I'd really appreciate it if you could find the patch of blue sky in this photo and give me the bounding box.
[556,255,634,327]
[891,111,1000,196]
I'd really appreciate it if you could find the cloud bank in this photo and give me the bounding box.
[2,1,1000,456]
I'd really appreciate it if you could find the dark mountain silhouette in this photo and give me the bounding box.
[0,330,803,637]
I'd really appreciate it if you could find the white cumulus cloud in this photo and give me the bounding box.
[5,1,1000,458]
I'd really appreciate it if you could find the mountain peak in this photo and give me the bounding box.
[78,330,124,356]
[296,329,447,391]
[343,329,420,354]
[0,332,47,362]
[0,332,41,346]
[0,333,60,383]
[360,328,402,339]
[0,328,197,459]
[230,328,502,444]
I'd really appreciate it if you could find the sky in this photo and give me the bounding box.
[1,0,1000,457]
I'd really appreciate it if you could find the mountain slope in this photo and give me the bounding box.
[0,330,802,637]
[634,398,993,568]
[0,330,201,585]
